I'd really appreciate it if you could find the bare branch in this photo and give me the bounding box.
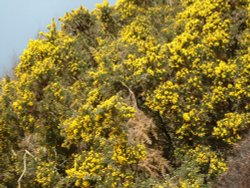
[17,150,35,188]
[119,81,139,110]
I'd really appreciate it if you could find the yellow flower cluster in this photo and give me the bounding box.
[60,6,94,35]
[116,0,144,21]
[187,145,228,176]
[63,95,135,145]
[213,113,250,144]
[66,151,104,187]
[112,144,146,165]
[146,81,180,115]
[36,161,59,187]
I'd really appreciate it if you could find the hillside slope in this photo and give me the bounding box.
[0,0,249,187]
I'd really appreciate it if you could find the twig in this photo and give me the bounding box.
[119,81,139,110]
[11,148,17,156]
[17,150,35,188]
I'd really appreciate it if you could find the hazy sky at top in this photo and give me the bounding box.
[0,0,116,76]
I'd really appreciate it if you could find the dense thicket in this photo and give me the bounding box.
[0,0,250,187]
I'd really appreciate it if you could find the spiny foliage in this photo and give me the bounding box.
[0,0,250,187]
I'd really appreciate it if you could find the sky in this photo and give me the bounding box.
[0,0,116,77]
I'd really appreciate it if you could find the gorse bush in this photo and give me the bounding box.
[0,0,250,187]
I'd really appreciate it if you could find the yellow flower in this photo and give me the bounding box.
[183,113,191,122]
[83,180,90,187]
